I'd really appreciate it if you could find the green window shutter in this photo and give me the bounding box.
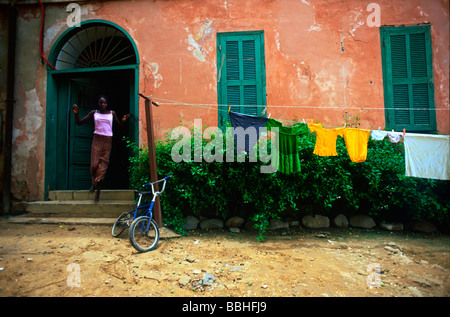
[217,31,266,130]
[380,25,436,132]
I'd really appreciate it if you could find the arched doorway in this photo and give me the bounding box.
[45,20,139,192]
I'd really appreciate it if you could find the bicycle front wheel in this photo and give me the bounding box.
[129,216,160,252]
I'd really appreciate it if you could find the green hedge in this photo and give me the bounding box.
[126,125,449,240]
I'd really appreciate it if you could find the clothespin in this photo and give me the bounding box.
[228,106,231,114]
[268,113,271,118]
[403,128,406,138]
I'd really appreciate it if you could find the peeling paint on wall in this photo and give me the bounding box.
[187,32,206,62]
[11,88,44,200]
[346,10,365,36]
[143,60,163,90]
[185,19,215,62]
[149,62,163,88]
[12,89,42,157]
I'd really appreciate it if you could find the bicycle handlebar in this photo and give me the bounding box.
[143,175,172,197]
[143,175,172,187]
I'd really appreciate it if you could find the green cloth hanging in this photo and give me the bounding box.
[266,118,308,174]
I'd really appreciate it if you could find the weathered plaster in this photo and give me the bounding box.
[11,88,45,201]
[185,19,215,62]
[2,0,448,202]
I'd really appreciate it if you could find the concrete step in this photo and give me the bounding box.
[48,189,135,201]
[25,200,136,218]
[22,189,136,218]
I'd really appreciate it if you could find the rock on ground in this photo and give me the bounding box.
[349,214,376,229]
[184,216,200,230]
[409,220,437,233]
[269,218,289,230]
[200,219,224,229]
[333,214,349,228]
[225,216,245,228]
[302,215,330,229]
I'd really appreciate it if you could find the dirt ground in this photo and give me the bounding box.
[0,220,448,298]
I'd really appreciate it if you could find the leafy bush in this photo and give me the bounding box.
[126,123,450,240]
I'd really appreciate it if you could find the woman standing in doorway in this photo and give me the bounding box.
[73,96,129,202]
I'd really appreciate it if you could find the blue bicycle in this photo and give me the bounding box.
[111,189,151,238]
[111,175,171,252]
[129,175,171,252]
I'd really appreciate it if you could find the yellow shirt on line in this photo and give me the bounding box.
[343,128,371,163]
[308,123,344,156]
[308,123,371,162]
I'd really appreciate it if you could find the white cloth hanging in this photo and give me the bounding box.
[387,131,403,143]
[404,133,450,180]
[371,128,388,141]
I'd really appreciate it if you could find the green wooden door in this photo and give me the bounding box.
[217,31,266,130]
[68,78,102,190]
[380,25,436,132]
[49,71,133,191]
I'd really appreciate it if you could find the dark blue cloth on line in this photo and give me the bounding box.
[229,111,269,154]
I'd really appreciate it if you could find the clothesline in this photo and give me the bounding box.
[153,98,342,127]
[150,96,450,111]
[147,96,438,129]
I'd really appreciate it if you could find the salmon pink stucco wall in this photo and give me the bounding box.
[2,0,449,202]
[98,0,447,141]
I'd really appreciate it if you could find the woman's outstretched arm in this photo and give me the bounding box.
[72,105,95,125]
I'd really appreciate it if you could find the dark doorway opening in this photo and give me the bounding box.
[65,69,132,190]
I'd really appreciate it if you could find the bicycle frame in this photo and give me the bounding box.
[139,175,172,232]
[119,191,151,222]
[131,201,152,219]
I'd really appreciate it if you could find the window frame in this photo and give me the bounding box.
[217,31,267,130]
[380,24,436,132]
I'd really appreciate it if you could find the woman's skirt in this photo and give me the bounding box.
[90,134,112,185]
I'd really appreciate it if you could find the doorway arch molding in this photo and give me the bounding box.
[45,20,140,195]
[48,19,140,69]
